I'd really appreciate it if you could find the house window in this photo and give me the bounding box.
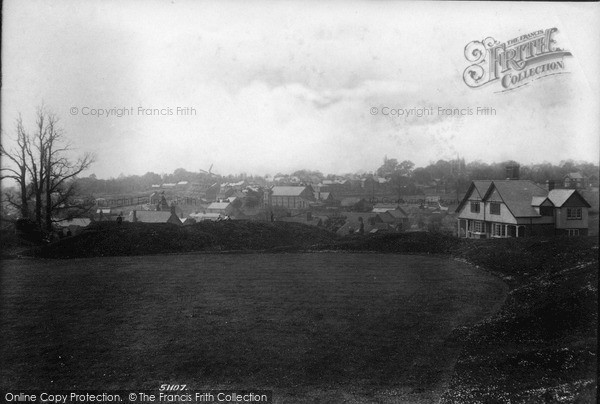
[470,202,480,213]
[567,229,580,236]
[493,223,506,237]
[490,202,501,215]
[567,208,582,220]
[473,221,483,233]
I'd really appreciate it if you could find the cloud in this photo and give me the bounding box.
[1,1,598,179]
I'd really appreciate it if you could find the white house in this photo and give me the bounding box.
[456,180,590,238]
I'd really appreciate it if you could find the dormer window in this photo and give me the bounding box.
[470,202,480,213]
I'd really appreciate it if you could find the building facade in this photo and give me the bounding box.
[456,180,590,238]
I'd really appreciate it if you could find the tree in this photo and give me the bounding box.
[397,160,415,177]
[0,107,95,232]
[376,156,398,177]
[0,115,32,218]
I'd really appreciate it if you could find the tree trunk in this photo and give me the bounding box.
[19,164,29,218]
[45,153,52,233]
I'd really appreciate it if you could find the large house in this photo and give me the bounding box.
[264,186,315,210]
[456,180,591,238]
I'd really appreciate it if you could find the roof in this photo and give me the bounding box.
[340,197,366,206]
[531,196,549,206]
[335,213,393,235]
[473,180,493,196]
[371,205,408,215]
[372,207,393,213]
[189,212,222,221]
[565,172,584,179]
[222,180,246,187]
[271,186,310,197]
[387,208,408,218]
[455,180,493,213]
[547,189,591,207]
[207,202,231,209]
[128,211,180,223]
[485,180,548,217]
[377,211,396,224]
[56,218,92,227]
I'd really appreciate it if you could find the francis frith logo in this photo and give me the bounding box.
[463,28,572,91]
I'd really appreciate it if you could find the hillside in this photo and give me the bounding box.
[12,222,598,402]
[442,236,598,403]
[23,221,338,259]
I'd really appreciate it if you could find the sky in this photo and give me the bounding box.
[2,1,599,179]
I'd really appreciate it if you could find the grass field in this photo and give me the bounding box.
[0,253,506,403]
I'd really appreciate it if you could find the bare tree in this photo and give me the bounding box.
[1,106,95,232]
[0,115,33,218]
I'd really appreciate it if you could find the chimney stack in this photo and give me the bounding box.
[132,210,137,222]
[505,164,520,180]
[546,180,555,191]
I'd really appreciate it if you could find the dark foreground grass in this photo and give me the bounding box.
[21,221,338,258]
[0,254,506,403]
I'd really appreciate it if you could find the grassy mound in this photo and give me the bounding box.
[26,220,338,258]
[441,236,598,403]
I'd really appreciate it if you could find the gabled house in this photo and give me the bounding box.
[456,180,590,238]
[563,172,587,189]
[264,186,315,210]
[206,201,234,216]
[371,205,409,229]
[546,189,591,236]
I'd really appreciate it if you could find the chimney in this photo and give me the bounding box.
[132,210,137,222]
[170,204,176,215]
[505,164,520,180]
[547,180,555,191]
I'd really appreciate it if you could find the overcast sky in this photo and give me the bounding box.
[2,1,599,179]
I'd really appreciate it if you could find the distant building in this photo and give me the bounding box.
[340,197,372,212]
[189,212,223,222]
[563,172,588,189]
[456,180,591,238]
[54,217,92,235]
[127,205,182,225]
[206,201,234,216]
[264,186,315,210]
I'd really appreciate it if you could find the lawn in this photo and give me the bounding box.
[0,253,506,403]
